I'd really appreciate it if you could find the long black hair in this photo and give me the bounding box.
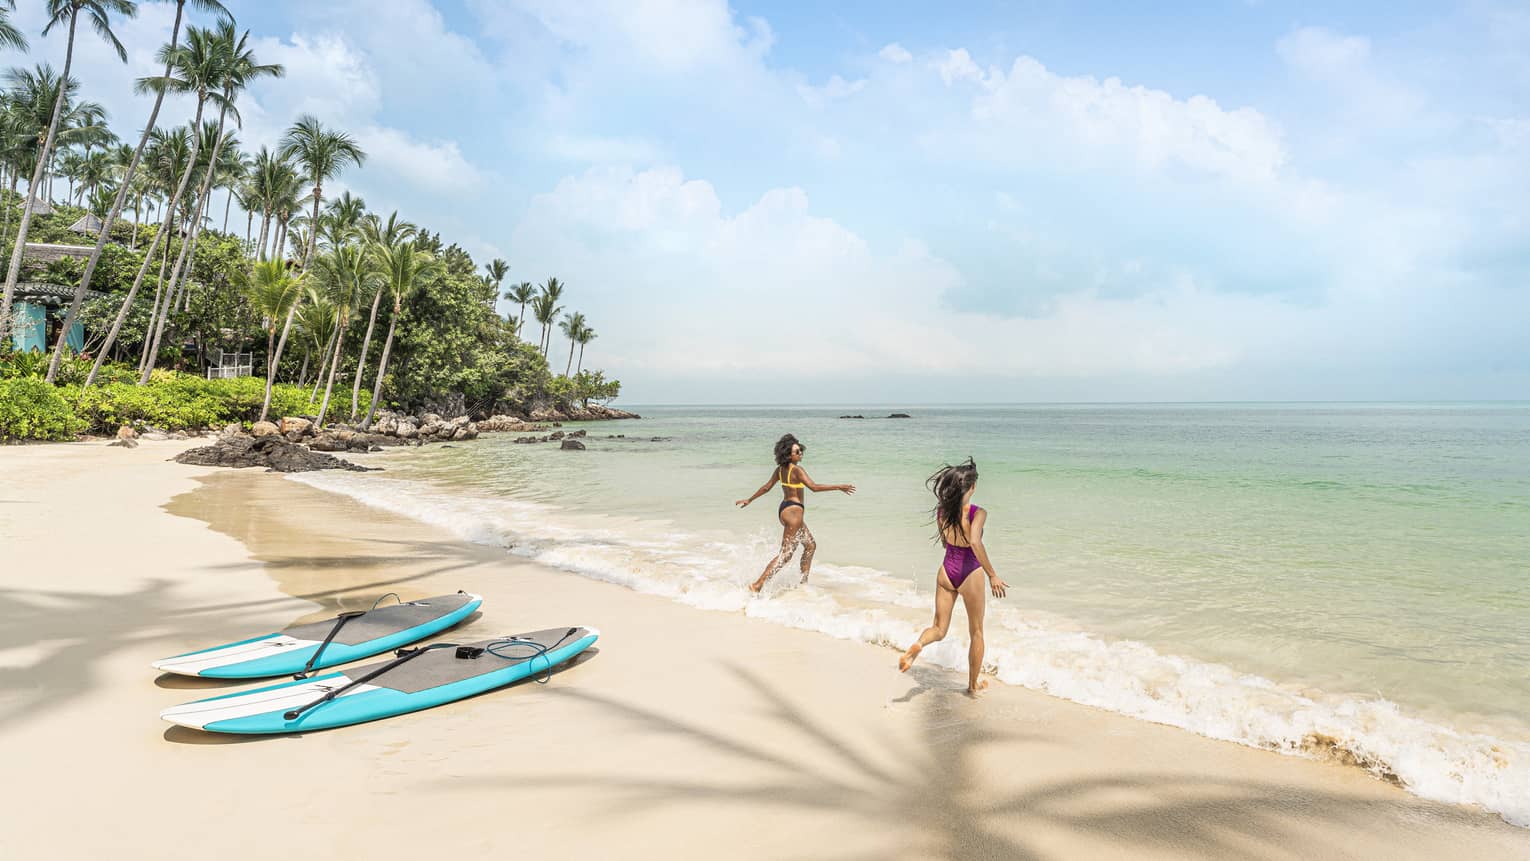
[774,433,803,467]
[928,458,979,542]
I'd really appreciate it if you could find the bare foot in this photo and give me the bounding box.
[965,679,989,697]
[799,571,810,584]
[748,580,764,594]
[898,644,922,672]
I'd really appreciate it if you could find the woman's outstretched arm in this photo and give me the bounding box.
[735,470,781,507]
[794,467,856,495]
[967,510,1008,598]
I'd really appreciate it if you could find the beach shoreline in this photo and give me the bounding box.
[2,440,1527,859]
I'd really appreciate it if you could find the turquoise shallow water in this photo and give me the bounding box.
[294,403,1530,824]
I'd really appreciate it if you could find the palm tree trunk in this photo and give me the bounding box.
[245,208,253,247]
[576,343,585,375]
[141,98,232,383]
[297,347,309,387]
[46,4,189,382]
[316,326,346,426]
[565,336,575,376]
[132,234,172,376]
[360,308,399,431]
[256,210,270,260]
[221,187,233,233]
[1,11,78,344]
[302,184,321,271]
[269,299,299,385]
[92,93,208,387]
[136,226,176,376]
[517,301,526,338]
[258,326,277,423]
[131,195,141,249]
[350,285,383,420]
[308,325,336,404]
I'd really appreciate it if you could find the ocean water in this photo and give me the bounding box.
[291,403,1530,826]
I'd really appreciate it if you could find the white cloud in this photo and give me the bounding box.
[503,0,773,72]
[1276,26,1371,78]
[929,54,1287,184]
[508,165,1312,387]
[354,126,485,194]
[797,74,866,107]
[878,43,912,64]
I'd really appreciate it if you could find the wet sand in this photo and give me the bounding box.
[2,439,1527,859]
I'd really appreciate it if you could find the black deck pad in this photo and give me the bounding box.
[340,627,592,694]
[283,593,476,646]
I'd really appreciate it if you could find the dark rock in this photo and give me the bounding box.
[887,413,912,419]
[560,439,586,450]
[108,437,138,449]
[550,431,565,440]
[309,435,346,452]
[369,445,382,452]
[839,415,865,419]
[174,435,375,473]
[569,429,587,438]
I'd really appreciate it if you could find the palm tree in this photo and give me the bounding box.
[140,22,282,383]
[278,114,364,272]
[292,286,334,387]
[89,18,225,386]
[531,293,559,357]
[574,323,596,376]
[360,240,438,430]
[349,209,414,419]
[310,243,376,426]
[484,257,508,304]
[0,0,136,346]
[559,311,585,376]
[505,281,535,338]
[322,190,365,248]
[0,2,29,54]
[53,0,229,383]
[241,258,302,423]
[536,276,565,354]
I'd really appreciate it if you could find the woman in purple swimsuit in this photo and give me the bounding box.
[899,458,1008,695]
[736,433,856,593]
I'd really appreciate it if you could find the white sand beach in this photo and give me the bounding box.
[2,440,1528,860]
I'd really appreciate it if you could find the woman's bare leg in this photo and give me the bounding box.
[797,525,816,582]
[900,570,957,671]
[750,509,805,593]
[956,571,989,694]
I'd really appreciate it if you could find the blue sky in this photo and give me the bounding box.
[13,1,1528,402]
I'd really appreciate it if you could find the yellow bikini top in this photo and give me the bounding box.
[780,465,806,489]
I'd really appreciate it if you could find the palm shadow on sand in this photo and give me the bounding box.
[432,662,1489,860]
[0,535,497,731]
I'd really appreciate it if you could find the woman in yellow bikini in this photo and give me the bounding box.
[735,433,856,593]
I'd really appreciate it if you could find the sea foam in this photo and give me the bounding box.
[290,469,1530,828]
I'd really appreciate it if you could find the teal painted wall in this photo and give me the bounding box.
[11,301,45,352]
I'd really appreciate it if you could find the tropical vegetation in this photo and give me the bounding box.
[0,0,619,441]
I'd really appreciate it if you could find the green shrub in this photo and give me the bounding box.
[0,377,85,441]
[59,372,371,432]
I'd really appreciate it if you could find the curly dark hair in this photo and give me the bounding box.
[928,458,979,542]
[774,433,804,467]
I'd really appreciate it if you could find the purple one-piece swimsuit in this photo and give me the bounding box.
[941,504,982,588]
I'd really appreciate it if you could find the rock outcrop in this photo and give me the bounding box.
[174,434,375,473]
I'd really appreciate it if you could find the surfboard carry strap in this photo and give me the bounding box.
[293,610,368,680]
[283,642,461,721]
